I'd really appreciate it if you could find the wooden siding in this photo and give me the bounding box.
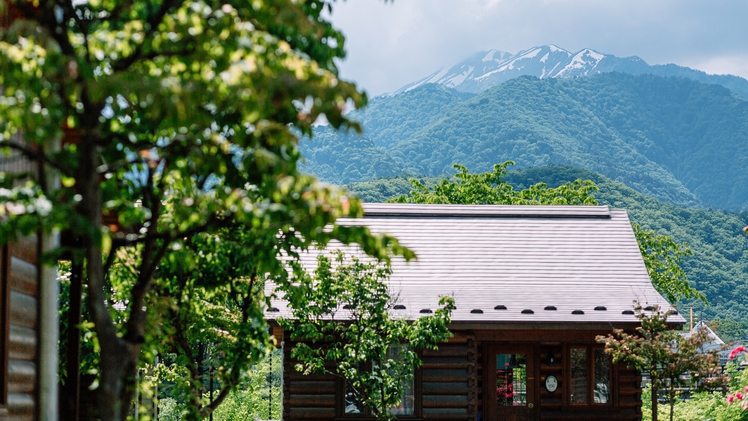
[282,329,643,421]
[1,237,40,421]
[283,332,337,421]
[421,334,475,421]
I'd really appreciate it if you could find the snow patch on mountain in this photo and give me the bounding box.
[391,44,748,97]
[394,45,607,94]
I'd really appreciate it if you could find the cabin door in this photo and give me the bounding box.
[485,344,536,421]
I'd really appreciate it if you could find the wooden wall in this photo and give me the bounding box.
[421,333,476,421]
[0,9,42,412]
[282,328,643,421]
[282,332,478,421]
[1,237,40,421]
[282,332,336,421]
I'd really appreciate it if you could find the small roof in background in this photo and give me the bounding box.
[268,203,684,326]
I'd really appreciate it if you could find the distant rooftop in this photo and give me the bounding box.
[268,204,683,326]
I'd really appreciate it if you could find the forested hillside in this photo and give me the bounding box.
[299,83,474,184]
[304,73,748,210]
[347,166,748,333]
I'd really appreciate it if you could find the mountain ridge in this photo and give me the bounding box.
[392,45,748,100]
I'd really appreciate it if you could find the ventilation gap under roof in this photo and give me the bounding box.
[267,307,279,313]
[471,309,483,314]
[521,309,534,314]
[544,306,557,311]
[622,310,635,315]
[572,310,584,315]
[343,304,354,309]
[393,305,406,310]
[494,305,507,310]
[594,306,607,311]
[420,309,433,314]
[644,306,655,311]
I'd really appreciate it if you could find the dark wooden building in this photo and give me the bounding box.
[269,204,684,421]
[0,7,59,418]
[0,143,45,421]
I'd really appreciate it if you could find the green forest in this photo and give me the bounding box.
[302,73,748,210]
[346,165,748,340]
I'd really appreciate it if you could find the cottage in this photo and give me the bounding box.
[268,203,685,421]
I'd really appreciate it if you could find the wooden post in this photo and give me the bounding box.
[690,308,693,332]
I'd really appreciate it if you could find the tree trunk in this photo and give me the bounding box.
[79,134,136,421]
[651,378,658,421]
[669,380,675,421]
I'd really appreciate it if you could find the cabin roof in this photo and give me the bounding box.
[268,203,684,325]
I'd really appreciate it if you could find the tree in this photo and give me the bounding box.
[596,304,724,421]
[281,251,454,421]
[634,224,705,303]
[391,161,599,205]
[0,1,409,420]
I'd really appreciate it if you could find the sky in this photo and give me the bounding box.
[328,0,748,96]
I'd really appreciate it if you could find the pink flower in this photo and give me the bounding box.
[728,394,735,404]
[730,345,745,360]
[736,392,744,400]
[744,386,748,393]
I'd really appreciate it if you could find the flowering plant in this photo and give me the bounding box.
[726,345,748,410]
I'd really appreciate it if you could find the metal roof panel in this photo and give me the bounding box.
[268,204,684,326]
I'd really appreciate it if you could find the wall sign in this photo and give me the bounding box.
[545,375,558,393]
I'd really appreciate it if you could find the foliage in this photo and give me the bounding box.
[155,349,282,421]
[281,251,454,420]
[639,363,748,421]
[0,1,411,420]
[309,73,748,210]
[708,319,748,344]
[597,304,724,421]
[157,398,186,421]
[391,161,598,205]
[641,384,746,421]
[635,224,705,303]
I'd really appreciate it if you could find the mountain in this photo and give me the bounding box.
[304,73,748,210]
[299,83,475,184]
[346,166,748,333]
[393,45,748,100]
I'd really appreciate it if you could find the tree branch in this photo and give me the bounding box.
[0,140,73,176]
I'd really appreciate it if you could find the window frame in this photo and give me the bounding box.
[566,344,613,407]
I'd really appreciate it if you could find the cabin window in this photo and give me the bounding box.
[496,353,527,406]
[569,346,611,405]
[570,347,587,404]
[343,344,416,417]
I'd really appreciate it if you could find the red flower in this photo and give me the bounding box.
[730,345,745,360]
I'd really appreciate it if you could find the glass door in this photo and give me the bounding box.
[485,344,536,421]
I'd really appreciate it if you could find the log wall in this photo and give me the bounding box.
[1,237,40,421]
[421,333,476,421]
[282,328,643,421]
